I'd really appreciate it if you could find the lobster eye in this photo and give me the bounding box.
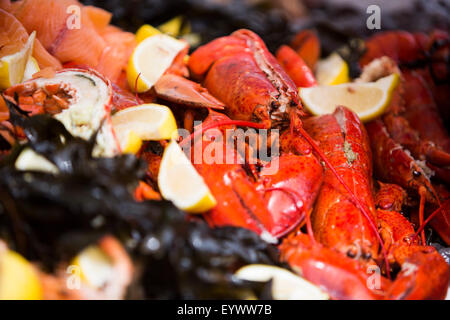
[413,170,421,178]
[347,246,358,258]
[363,252,372,260]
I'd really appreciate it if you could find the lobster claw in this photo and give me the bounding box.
[276,45,317,88]
[259,153,324,238]
[289,29,321,70]
[202,153,323,240]
[386,249,450,300]
[280,233,386,300]
[153,74,225,110]
[191,114,275,238]
[191,111,323,240]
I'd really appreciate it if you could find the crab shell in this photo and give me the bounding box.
[5,68,121,156]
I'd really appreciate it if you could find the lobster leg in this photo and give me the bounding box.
[374,187,449,300]
[366,119,450,245]
[376,209,450,300]
[383,112,450,167]
[401,70,450,153]
[413,185,450,245]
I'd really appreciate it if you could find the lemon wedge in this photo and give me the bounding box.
[127,34,187,93]
[23,56,40,81]
[235,264,329,300]
[315,53,349,85]
[135,24,161,43]
[71,245,114,289]
[300,74,399,122]
[117,130,143,154]
[158,140,216,213]
[112,104,178,143]
[15,148,59,174]
[0,31,35,89]
[158,16,183,37]
[0,250,43,300]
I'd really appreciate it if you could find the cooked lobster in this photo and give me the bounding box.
[361,31,450,245]
[281,107,449,300]
[187,30,385,246]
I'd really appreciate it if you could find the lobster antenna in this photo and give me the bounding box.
[304,210,315,244]
[107,114,123,154]
[297,125,392,279]
[414,198,450,239]
[134,73,142,105]
[411,165,445,242]
[418,187,427,244]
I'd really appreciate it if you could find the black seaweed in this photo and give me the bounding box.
[336,38,366,79]
[81,0,291,52]
[0,134,11,151]
[0,100,279,299]
[433,243,450,265]
[81,0,450,54]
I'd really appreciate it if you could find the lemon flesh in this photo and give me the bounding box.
[71,246,114,289]
[235,264,329,300]
[15,148,59,174]
[0,250,43,300]
[119,130,143,154]
[112,103,178,142]
[127,34,187,93]
[23,56,40,81]
[158,16,183,37]
[158,140,216,213]
[135,24,161,43]
[0,31,35,89]
[315,52,349,86]
[300,74,399,122]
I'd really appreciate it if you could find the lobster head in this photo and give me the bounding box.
[188,29,302,129]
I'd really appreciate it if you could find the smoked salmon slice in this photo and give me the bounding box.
[97,26,137,83]
[7,0,106,67]
[83,5,112,32]
[1,0,136,84]
[0,8,61,70]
